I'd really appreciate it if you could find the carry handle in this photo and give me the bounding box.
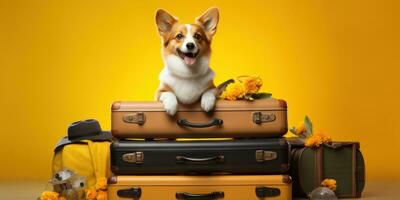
[176,191,224,200]
[255,186,281,198]
[177,118,223,128]
[117,187,142,199]
[176,155,225,164]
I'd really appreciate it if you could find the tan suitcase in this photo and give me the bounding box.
[111,99,288,138]
[108,175,292,200]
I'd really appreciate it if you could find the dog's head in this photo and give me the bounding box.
[156,7,219,76]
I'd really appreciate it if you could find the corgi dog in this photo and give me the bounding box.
[155,7,219,115]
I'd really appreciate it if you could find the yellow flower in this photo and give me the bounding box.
[305,132,332,147]
[295,122,306,135]
[58,197,66,200]
[40,191,59,200]
[237,75,263,94]
[96,190,108,200]
[85,188,97,200]
[95,177,107,190]
[321,178,337,191]
[220,82,246,100]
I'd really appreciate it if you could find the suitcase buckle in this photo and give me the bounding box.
[123,113,146,124]
[252,112,276,124]
[122,152,144,164]
[256,150,277,162]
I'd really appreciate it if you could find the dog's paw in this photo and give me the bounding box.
[160,92,178,116]
[164,101,178,116]
[201,90,216,112]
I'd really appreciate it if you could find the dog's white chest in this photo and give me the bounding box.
[160,68,214,104]
[171,79,205,104]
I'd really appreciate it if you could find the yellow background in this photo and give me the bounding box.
[0,0,399,181]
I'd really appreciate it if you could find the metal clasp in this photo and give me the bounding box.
[122,152,144,164]
[256,150,277,162]
[252,112,276,124]
[123,113,146,124]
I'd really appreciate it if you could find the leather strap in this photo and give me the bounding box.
[324,142,360,149]
[295,148,307,196]
[352,144,357,197]
[315,146,324,187]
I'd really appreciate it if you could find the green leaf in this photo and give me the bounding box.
[304,115,313,137]
[215,79,235,96]
[251,92,272,99]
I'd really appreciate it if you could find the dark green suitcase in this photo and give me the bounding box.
[290,141,365,198]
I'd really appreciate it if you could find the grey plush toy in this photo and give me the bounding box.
[51,169,87,200]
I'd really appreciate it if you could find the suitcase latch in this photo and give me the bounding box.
[122,152,144,164]
[256,150,277,162]
[252,112,276,124]
[123,113,146,125]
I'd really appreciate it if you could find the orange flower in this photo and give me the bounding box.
[321,178,337,191]
[305,136,318,147]
[295,122,306,136]
[237,75,263,94]
[305,132,332,147]
[316,131,332,144]
[40,191,59,200]
[85,188,97,200]
[220,82,246,100]
[96,190,108,200]
[95,177,107,190]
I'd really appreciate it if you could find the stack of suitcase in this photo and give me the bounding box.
[108,99,292,200]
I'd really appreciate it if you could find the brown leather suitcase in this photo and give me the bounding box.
[111,99,288,139]
[107,175,292,200]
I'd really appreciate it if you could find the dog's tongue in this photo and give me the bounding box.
[184,56,196,66]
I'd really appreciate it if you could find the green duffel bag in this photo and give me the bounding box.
[290,141,365,198]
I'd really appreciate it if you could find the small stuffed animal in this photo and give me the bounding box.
[51,169,86,200]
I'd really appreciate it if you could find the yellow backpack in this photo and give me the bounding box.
[41,119,112,200]
[52,140,111,188]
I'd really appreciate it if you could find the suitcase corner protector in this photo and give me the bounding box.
[111,166,120,173]
[111,101,122,110]
[111,129,119,135]
[111,139,120,148]
[277,99,287,109]
[281,163,289,172]
[282,175,292,184]
[279,138,288,146]
[107,176,118,184]
[355,142,361,149]
[280,126,288,135]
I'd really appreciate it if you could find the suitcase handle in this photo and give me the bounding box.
[177,118,223,128]
[117,187,142,199]
[176,155,225,163]
[176,191,224,200]
[255,186,280,198]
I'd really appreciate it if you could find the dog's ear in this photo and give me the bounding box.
[195,7,219,39]
[155,9,178,36]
